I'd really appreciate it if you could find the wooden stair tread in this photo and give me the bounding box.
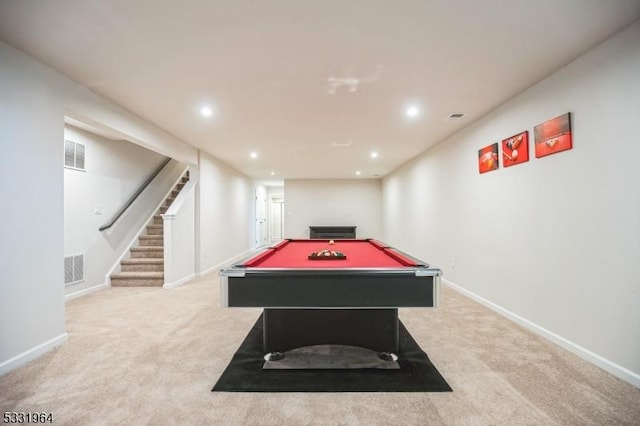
[130,246,163,251]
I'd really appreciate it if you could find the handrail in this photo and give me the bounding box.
[99,157,172,231]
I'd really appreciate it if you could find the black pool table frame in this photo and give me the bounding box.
[220,246,442,361]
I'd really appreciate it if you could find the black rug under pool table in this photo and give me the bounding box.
[212,314,451,392]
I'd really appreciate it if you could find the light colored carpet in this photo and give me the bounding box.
[1,273,639,425]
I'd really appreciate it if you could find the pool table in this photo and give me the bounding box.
[219,239,441,361]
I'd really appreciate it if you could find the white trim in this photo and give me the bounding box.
[163,273,196,289]
[64,282,108,302]
[443,278,640,388]
[0,333,68,377]
[198,246,265,277]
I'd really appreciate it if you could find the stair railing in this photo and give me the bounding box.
[99,157,171,231]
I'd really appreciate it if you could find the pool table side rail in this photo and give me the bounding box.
[220,272,441,309]
[220,274,441,309]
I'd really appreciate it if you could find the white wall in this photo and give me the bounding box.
[64,126,169,295]
[0,41,67,373]
[0,40,198,375]
[382,22,640,385]
[198,151,254,273]
[284,179,382,239]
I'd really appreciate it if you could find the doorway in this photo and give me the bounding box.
[269,195,285,244]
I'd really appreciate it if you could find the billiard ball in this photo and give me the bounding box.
[329,240,334,245]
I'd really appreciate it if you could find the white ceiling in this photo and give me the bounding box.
[1,1,639,179]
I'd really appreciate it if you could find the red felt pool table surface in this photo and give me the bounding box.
[243,239,419,268]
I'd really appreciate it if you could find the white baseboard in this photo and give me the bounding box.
[0,333,68,377]
[163,273,196,289]
[65,283,108,302]
[443,278,640,388]
[198,246,264,277]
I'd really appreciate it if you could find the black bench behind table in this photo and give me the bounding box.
[309,226,357,239]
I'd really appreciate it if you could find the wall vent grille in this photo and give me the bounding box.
[64,254,84,285]
[64,140,86,170]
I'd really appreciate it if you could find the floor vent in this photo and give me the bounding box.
[64,254,84,285]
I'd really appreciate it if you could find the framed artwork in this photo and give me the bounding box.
[502,131,529,167]
[534,113,572,158]
[478,143,499,174]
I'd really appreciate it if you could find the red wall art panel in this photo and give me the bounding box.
[502,131,529,167]
[478,143,499,174]
[534,113,573,158]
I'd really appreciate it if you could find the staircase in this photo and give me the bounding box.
[110,171,189,287]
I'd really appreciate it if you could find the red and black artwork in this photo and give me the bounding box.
[478,143,499,174]
[534,113,573,158]
[502,131,529,167]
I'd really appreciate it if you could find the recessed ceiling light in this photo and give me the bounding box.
[200,106,213,117]
[370,151,379,158]
[355,170,361,176]
[270,171,276,176]
[331,140,353,147]
[250,152,258,159]
[406,106,420,118]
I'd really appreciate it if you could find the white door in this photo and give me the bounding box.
[255,186,268,246]
[269,196,285,243]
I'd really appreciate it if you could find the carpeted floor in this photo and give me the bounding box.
[1,272,639,425]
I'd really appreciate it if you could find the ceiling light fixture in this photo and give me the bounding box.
[270,171,276,176]
[250,152,258,159]
[406,106,420,118]
[355,170,361,176]
[370,151,379,158]
[200,106,214,117]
